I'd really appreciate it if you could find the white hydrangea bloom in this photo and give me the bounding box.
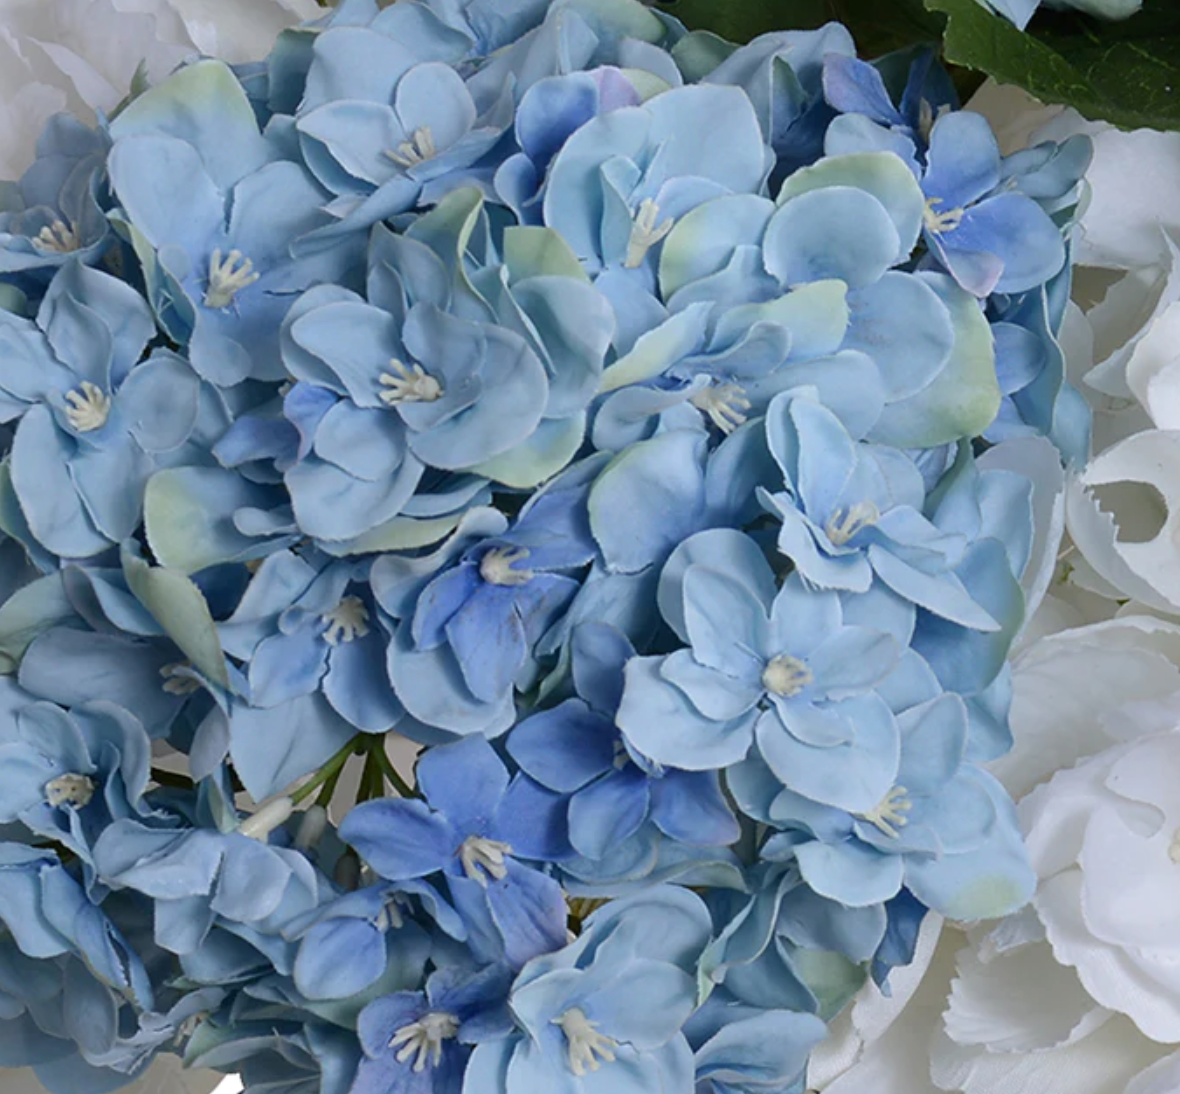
[0,0,318,178]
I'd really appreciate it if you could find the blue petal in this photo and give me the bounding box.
[416,735,508,833]
[649,770,740,846]
[568,766,650,860]
[339,798,455,880]
[507,699,615,793]
[617,655,758,770]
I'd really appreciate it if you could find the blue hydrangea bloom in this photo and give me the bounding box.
[0,116,110,277]
[351,965,513,1094]
[759,391,1001,630]
[0,3,1094,1090]
[509,621,739,862]
[0,260,201,559]
[465,886,711,1094]
[339,736,570,969]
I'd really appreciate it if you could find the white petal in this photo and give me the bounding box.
[1069,431,1180,611]
[1034,111,1180,272]
[994,618,1180,800]
[979,436,1065,632]
[931,1009,1168,1094]
[1126,1050,1180,1094]
[943,937,1109,1052]
[1126,301,1180,430]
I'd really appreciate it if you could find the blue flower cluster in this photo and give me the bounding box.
[0,3,1091,1093]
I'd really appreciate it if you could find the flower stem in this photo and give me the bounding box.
[291,734,362,806]
[369,736,415,798]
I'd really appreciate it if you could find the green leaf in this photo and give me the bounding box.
[927,0,1180,131]
[0,574,75,675]
[653,0,945,56]
[122,546,229,688]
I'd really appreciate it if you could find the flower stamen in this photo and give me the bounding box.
[824,501,880,547]
[761,655,813,698]
[625,198,674,268]
[379,359,443,406]
[553,1008,617,1076]
[689,381,752,434]
[458,835,512,885]
[34,220,80,254]
[923,197,964,235]
[321,596,371,646]
[859,786,912,839]
[204,248,260,309]
[479,546,534,587]
[64,381,111,433]
[390,1011,459,1072]
[160,662,201,696]
[386,127,437,169]
[45,773,96,809]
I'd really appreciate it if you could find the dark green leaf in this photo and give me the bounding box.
[652,0,946,55]
[926,0,1180,130]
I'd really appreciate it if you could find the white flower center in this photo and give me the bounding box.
[923,197,964,235]
[824,501,880,547]
[45,773,95,809]
[625,198,675,268]
[478,546,534,587]
[689,381,752,434]
[321,596,371,646]
[204,248,260,309]
[458,835,512,885]
[375,894,408,932]
[35,220,79,254]
[859,786,912,839]
[553,1008,617,1076]
[390,1011,459,1072]
[160,661,201,695]
[761,655,813,698]
[64,381,111,433]
[386,126,437,169]
[379,359,444,407]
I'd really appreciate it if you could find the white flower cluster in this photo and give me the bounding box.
[0,0,317,178]
[808,87,1180,1094]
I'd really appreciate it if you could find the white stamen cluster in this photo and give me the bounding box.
[386,126,437,169]
[923,197,964,235]
[321,596,371,645]
[625,198,675,268]
[35,220,80,253]
[859,786,913,839]
[389,1011,459,1072]
[458,835,512,885]
[761,655,813,698]
[478,546,534,587]
[824,501,880,547]
[553,1008,617,1075]
[690,382,753,434]
[204,248,260,309]
[379,359,444,406]
[160,662,201,696]
[64,381,111,433]
[45,773,96,809]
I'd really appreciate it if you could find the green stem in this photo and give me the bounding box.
[369,737,415,798]
[356,749,383,804]
[291,734,363,806]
